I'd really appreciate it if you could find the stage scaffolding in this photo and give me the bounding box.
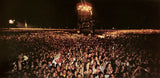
[76,1,95,35]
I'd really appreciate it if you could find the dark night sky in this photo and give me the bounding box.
[1,0,160,29]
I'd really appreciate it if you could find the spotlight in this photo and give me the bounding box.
[9,19,15,24]
[78,5,82,8]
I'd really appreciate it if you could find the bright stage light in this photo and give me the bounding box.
[9,19,15,24]
[79,5,82,8]
[83,6,86,9]
[81,8,84,11]
[77,5,82,10]
[87,6,92,10]
[77,4,92,12]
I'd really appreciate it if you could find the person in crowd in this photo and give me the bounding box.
[1,31,158,78]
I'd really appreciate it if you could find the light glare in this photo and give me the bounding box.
[9,19,15,24]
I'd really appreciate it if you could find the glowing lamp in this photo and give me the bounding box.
[9,19,15,24]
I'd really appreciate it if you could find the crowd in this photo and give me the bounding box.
[0,31,160,78]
